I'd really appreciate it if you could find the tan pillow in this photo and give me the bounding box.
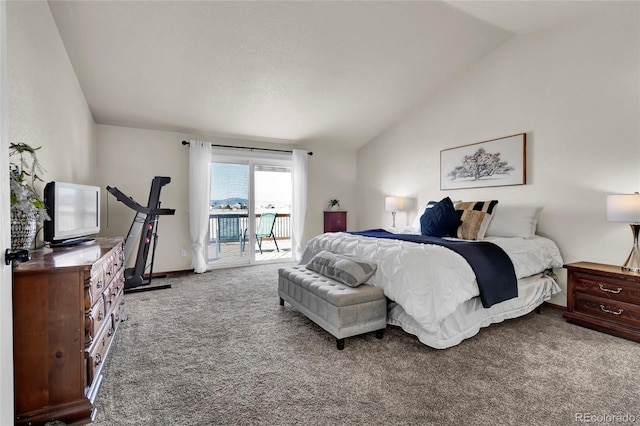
[454,200,499,240]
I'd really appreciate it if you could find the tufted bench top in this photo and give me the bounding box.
[278,265,384,307]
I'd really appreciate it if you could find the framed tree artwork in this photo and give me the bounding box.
[440,133,526,190]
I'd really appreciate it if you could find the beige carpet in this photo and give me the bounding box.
[93,262,640,425]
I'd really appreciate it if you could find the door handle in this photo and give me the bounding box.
[5,249,30,265]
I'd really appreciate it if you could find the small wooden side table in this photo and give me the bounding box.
[563,262,640,342]
[324,211,347,233]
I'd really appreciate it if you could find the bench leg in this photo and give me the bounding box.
[375,329,384,339]
[279,297,284,306]
[336,338,345,350]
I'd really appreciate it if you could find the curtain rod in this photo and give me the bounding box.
[181,140,313,156]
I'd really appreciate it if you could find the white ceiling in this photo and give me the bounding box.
[47,1,611,149]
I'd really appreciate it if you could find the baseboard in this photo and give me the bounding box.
[143,269,192,279]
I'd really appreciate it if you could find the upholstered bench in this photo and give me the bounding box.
[278,264,387,350]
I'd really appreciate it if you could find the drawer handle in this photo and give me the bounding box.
[600,305,624,316]
[98,310,104,321]
[108,327,114,336]
[598,284,622,294]
[95,353,102,366]
[96,280,103,289]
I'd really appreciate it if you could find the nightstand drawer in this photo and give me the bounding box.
[574,292,640,329]
[573,272,640,304]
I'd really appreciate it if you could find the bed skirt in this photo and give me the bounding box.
[387,272,560,349]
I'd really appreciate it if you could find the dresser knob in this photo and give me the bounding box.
[95,353,102,366]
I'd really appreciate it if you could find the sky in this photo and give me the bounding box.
[210,163,291,207]
[211,163,247,200]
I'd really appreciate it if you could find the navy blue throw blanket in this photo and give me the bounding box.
[349,229,518,308]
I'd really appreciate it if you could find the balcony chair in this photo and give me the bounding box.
[255,212,279,254]
[216,214,244,255]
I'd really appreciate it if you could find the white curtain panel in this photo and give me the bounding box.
[292,149,308,261]
[188,140,212,273]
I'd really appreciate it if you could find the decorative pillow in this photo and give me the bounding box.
[305,250,377,287]
[454,200,499,240]
[411,204,429,230]
[420,197,461,237]
[485,205,543,238]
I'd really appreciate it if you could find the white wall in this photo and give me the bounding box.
[5,0,358,275]
[356,4,640,306]
[4,2,97,420]
[96,124,357,273]
[8,1,96,190]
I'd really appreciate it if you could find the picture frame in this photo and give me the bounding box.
[440,133,526,190]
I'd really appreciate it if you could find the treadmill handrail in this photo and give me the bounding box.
[107,186,176,215]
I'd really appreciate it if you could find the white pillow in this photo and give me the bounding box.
[485,205,543,238]
[410,204,429,231]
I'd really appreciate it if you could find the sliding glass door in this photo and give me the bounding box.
[207,150,293,268]
[208,162,250,266]
[254,165,292,262]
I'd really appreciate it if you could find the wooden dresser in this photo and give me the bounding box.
[563,262,640,342]
[324,211,347,233]
[12,238,126,425]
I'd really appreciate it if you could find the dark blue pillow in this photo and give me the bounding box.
[420,197,461,237]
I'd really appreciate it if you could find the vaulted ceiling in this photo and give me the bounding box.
[47,0,611,149]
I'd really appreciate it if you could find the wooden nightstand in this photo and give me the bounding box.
[324,211,347,233]
[563,262,640,342]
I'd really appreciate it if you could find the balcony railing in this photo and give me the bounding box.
[208,212,291,244]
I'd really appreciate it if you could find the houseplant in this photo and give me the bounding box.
[9,142,50,250]
[328,199,340,211]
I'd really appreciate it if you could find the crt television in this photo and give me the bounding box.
[44,181,101,246]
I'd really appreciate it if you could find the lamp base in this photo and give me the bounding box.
[622,224,640,273]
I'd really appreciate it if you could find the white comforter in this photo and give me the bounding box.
[300,232,563,333]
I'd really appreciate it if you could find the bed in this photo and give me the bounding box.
[299,200,564,349]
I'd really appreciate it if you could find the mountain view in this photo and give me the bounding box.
[210,197,248,209]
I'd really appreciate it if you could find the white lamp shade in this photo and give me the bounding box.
[385,196,405,212]
[607,193,640,222]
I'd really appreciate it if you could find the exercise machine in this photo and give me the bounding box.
[107,176,176,293]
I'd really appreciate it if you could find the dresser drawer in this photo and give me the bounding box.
[103,268,122,312]
[112,245,124,277]
[573,272,640,304]
[103,247,123,286]
[111,268,125,299]
[574,292,640,329]
[87,296,107,348]
[112,287,126,332]
[86,320,115,387]
[89,267,107,307]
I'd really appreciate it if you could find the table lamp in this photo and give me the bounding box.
[607,192,640,272]
[385,196,405,228]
